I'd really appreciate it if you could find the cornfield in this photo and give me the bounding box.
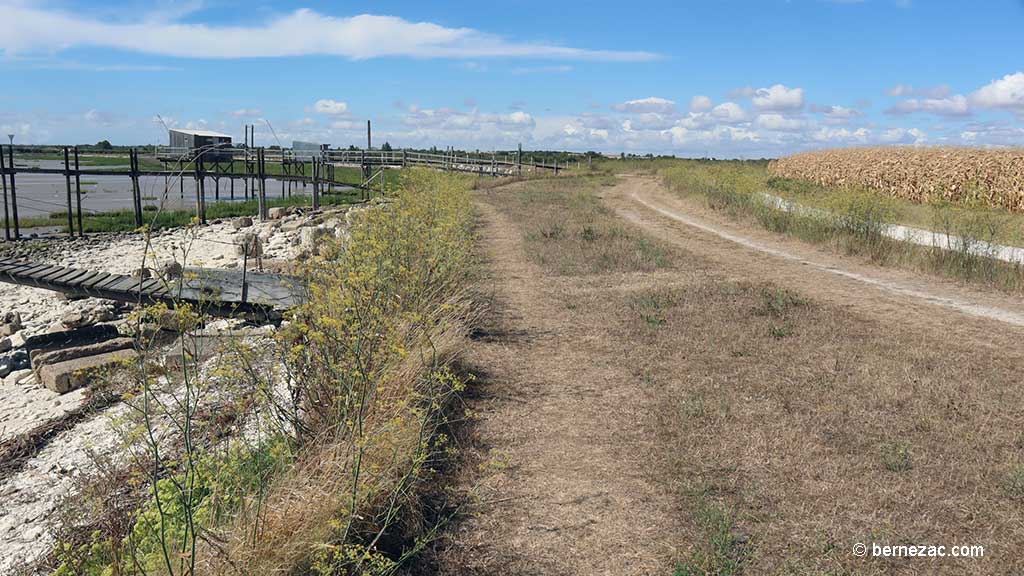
[769,147,1024,212]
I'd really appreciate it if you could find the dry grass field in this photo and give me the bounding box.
[770,147,1024,212]
[445,172,1024,575]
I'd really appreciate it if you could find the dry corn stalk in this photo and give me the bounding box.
[768,147,1024,212]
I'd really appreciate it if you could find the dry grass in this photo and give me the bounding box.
[770,146,1024,212]
[456,173,1024,574]
[481,175,674,275]
[618,278,1024,574]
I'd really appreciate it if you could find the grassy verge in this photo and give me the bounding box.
[17,190,362,233]
[479,174,674,275]
[43,169,478,575]
[658,160,1024,292]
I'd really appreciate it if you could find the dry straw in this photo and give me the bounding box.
[769,147,1024,212]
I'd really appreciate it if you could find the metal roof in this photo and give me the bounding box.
[169,128,233,138]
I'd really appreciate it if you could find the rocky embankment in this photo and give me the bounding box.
[0,203,360,573]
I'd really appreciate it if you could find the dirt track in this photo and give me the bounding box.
[608,175,1024,336]
[445,174,1024,575]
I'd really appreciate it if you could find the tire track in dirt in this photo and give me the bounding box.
[607,175,1024,335]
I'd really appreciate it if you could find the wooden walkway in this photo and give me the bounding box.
[0,258,304,319]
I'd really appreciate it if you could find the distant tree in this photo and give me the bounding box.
[95,140,113,150]
[381,141,392,151]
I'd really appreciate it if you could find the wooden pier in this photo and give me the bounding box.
[0,258,304,319]
[0,141,566,242]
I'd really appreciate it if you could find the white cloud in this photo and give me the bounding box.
[689,95,713,113]
[811,126,871,144]
[878,127,927,144]
[886,94,970,117]
[0,6,658,62]
[710,102,746,123]
[816,105,860,121]
[751,84,804,111]
[613,97,676,114]
[83,109,114,125]
[970,72,1024,111]
[312,99,349,115]
[755,113,806,131]
[230,108,262,118]
[886,84,951,98]
[505,111,535,126]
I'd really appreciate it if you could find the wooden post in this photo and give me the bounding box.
[194,155,203,224]
[0,145,9,241]
[257,148,267,220]
[63,147,75,236]
[215,175,220,201]
[312,158,320,210]
[518,143,522,176]
[366,120,371,150]
[7,145,17,240]
[131,150,143,228]
[74,147,83,237]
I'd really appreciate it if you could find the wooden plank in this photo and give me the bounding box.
[0,260,31,274]
[73,271,108,292]
[23,267,61,286]
[39,267,78,284]
[59,269,95,286]
[59,268,97,286]
[18,264,53,279]
[82,272,115,290]
[138,278,165,296]
[94,275,134,292]
[102,276,144,294]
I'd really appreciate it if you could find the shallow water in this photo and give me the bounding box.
[2,159,322,218]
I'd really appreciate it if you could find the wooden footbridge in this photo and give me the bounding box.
[0,258,304,320]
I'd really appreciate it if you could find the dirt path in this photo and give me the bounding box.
[444,174,1024,575]
[607,175,1024,338]
[442,199,683,575]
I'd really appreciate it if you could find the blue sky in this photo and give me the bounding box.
[1,0,1023,156]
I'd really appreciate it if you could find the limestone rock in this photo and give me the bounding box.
[268,207,288,220]
[37,349,134,394]
[32,337,135,372]
[232,216,253,229]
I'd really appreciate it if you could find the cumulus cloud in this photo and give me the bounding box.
[710,102,747,123]
[755,113,807,131]
[751,84,805,111]
[689,95,713,113]
[0,5,658,62]
[970,72,1024,111]
[612,97,676,114]
[812,104,861,121]
[885,94,970,117]
[878,127,928,144]
[312,99,349,115]
[886,84,951,98]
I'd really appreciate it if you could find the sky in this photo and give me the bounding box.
[1,0,1023,157]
